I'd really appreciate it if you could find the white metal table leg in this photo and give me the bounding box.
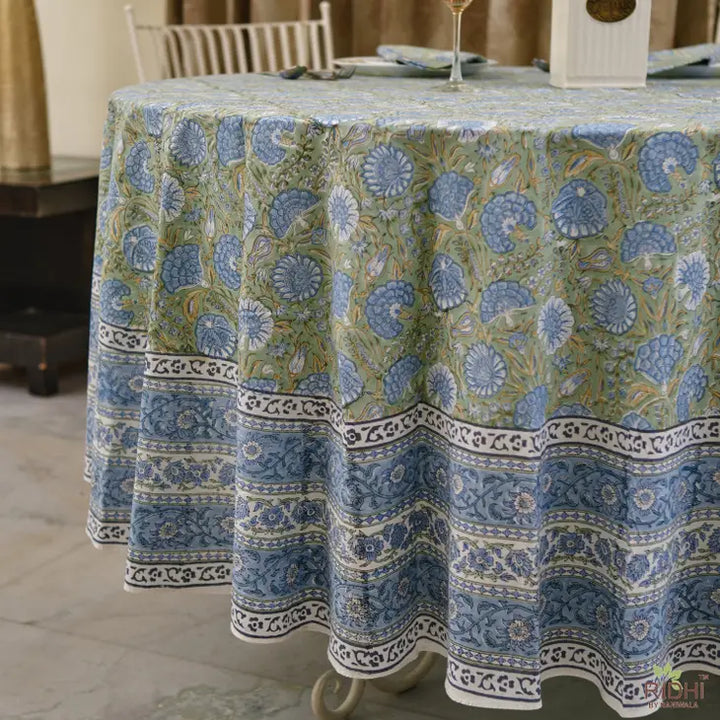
[311,671,367,720]
[310,653,436,719]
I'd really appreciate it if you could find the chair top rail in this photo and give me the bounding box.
[133,19,327,32]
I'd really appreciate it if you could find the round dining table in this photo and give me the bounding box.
[85,67,720,717]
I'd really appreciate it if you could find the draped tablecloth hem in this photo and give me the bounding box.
[228,597,720,717]
[124,581,231,595]
[85,529,127,551]
[125,559,233,590]
[230,609,448,677]
[86,514,129,546]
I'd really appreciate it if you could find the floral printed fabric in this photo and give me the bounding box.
[86,69,720,717]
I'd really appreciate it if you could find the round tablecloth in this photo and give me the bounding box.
[86,68,720,716]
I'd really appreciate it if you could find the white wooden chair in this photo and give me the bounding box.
[125,1,335,82]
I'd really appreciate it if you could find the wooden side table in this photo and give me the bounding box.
[0,157,98,395]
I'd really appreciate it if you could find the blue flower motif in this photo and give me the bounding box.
[480,191,537,253]
[624,611,653,645]
[621,222,676,265]
[557,532,585,556]
[238,298,274,351]
[272,254,323,302]
[514,386,549,430]
[195,314,236,359]
[99,172,121,231]
[291,500,324,525]
[714,153,720,189]
[361,144,414,198]
[675,252,709,310]
[678,364,708,403]
[259,505,287,528]
[507,550,533,578]
[464,342,507,398]
[480,281,535,324]
[365,281,415,339]
[122,225,157,273]
[269,189,318,239]
[161,245,203,294]
[353,535,384,563]
[338,353,364,406]
[595,538,612,564]
[296,373,333,397]
[429,254,467,310]
[537,297,574,354]
[213,234,242,290]
[328,186,359,242]
[332,272,353,319]
[708,529,720,554]
[467,547,496,572]
[643,277,664,297]
[552,180,607,239]
[217,116,245,166]
[243,193,257,239]
[571,123,633,154]
[551,404,593,418]
[170,119,207,167]
[626,554,650,582]
[638,132,698,192]
[591,280,637,335]
[251,117,294,165]
[428,172,474,221]
[241,378,276,393]
[426,363,457,411]
[383,523,409,549]
[100,279,133,326]
[160,174,185,222]
[125,141,154,193]
[143,105,165,137]
[621,413,654,431]
[383,355,421,404]
[676,364,708,422]
[634,334,683,387]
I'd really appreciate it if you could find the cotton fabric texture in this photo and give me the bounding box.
[86,69,720,717]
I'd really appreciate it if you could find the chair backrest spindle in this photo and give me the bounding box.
[320,1,335,70]
[308,21,322,71]
[124,1,336,81]
[163,27,183,78]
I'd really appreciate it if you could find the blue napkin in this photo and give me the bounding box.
[534,44,720,77]
[647,43,720,75]
[377,45,487,70]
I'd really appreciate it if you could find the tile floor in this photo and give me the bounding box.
[0,366,718,720]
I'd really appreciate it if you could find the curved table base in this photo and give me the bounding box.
[311,653,436,720]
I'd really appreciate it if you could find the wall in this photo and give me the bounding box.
[35,0,166,159]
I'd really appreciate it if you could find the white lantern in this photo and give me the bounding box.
[550,0,652,89]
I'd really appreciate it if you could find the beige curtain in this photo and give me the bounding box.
[168,0,719,65]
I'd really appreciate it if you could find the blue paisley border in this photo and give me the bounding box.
[87,326,720,716]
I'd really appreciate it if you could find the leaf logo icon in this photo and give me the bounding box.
[668,668,683,690]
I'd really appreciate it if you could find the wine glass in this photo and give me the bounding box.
[441,0,475,92]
